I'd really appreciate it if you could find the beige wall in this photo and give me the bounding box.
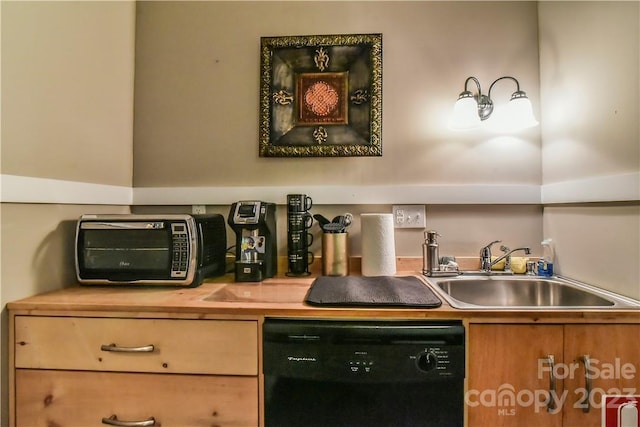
[133,1,541,188]
[0,2,136,425]
[1,1,135,186]
[131,0,546,276]
[539,1,639,184]
[543,204,640,299]
[134,203,544,261]
[538,2,640,299]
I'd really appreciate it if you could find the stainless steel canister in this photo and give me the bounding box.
[322,232,349,276]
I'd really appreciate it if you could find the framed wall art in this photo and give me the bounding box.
[259,34,382,157]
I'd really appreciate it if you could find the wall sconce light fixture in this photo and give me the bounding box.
[451,76,538,131]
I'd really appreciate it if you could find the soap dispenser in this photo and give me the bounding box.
[422,230,440,275]
[538,238,555,277]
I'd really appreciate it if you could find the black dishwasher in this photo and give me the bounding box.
[263,319,465,427]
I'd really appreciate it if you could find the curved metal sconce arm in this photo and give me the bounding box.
[487,76,521,98]
[463,76,482,94]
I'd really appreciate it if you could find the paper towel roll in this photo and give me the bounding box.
[360,213,396,276]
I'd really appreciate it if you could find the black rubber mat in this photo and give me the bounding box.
[305,276,442,308]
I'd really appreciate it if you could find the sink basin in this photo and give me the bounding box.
[424,275,640,309]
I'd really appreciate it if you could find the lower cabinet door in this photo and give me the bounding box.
[16,369,258,427]
[562,324,640,427]
[468,324,564,427]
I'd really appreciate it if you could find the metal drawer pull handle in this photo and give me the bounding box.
[580,355,592,413]
[100,343,155,353]
[544,354,557,412]
[102,415,156,426]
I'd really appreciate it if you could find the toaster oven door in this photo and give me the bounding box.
[77,220,189,283]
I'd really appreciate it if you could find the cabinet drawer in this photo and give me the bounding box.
[16,369,258,427]
[14,316,258,375]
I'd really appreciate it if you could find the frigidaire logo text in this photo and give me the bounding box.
[287,356,317,362]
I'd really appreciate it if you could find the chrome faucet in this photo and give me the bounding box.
[479,240,501,272]
[480,241,531,273]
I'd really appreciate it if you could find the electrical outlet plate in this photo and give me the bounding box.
[392,205,426,228]
[192,205,206,215]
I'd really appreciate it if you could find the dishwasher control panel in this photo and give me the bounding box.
[263,319,465,383]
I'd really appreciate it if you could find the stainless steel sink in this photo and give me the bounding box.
[423,274,640,309]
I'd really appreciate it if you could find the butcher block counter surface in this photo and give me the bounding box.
[7,273,640,323]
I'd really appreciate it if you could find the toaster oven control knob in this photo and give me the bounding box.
[416,351,438,372]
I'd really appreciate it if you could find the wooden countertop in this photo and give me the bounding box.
[7,272,640,323]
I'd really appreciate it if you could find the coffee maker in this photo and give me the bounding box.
[228,201,277,282]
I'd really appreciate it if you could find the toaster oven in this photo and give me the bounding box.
[75,214,227,287]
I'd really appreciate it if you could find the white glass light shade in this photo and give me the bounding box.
[489,96,539,132]
[508,96,538,128]
[450,97,481,129]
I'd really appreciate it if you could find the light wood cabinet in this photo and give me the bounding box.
[468,324,640,427]
[16,370,257,427]
[8,283,640,427]
[468,324,564,427]
[562,325,640,427]
[14,316,258,375]
[12,315,259,427]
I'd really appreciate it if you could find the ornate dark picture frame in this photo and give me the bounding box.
[259,34,382,157]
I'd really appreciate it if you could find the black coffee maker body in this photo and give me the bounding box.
[228,201,277,282]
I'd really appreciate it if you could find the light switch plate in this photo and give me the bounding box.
[392,205,426,228]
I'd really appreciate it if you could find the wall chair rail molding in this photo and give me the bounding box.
[0,174,132,205]
[132,184,541,205]
[3,174,637,206]
[541,172,640,204]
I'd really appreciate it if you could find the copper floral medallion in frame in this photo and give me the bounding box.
[259,34,382,157]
